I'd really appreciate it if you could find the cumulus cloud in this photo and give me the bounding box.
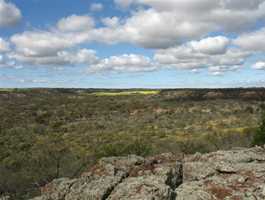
[0,38,13,67]
[114,0,134,8]
[0,0,21,27]
[233,28,265,52]
[98,0,265,49]
[4,0,265,76]
[189,36,230,55]
[252,62,265,70]
[7,12,108,68]
[10,15,95,66]
[90,3,104,12]
[9,48,98,66]
[89,54,157,73]
[0,53,16,67]
[0,54,5,65]
[154,36,250,73]
[135,0,265,12]
[114,0,265,33]
[8,0,265,65]
[11,31,75,57]
[57,15,95,32]
[0,38,9,53]
[101,17,120,28]
[58,49,98,65]
[209,65,242,75]
[94,9,213,48]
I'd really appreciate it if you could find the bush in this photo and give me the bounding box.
[96,139,153,158]
[252,112,265,146]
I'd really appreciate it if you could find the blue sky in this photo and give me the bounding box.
[0,0,265,88]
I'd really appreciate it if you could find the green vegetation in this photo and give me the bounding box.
[252,111,265,146]
[0,88,264,199]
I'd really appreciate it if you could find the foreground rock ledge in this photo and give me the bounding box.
[31,147,265,200]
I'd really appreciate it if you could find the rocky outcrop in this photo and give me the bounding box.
[0,196,10,200]
[30,147,265,200]
[176,146,265,200]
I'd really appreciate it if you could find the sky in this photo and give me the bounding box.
[0,0,265,88]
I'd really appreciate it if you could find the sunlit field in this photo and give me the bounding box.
[90,90,160,96]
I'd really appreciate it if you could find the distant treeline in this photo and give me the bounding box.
[160,88,265,101]
[1,87,265,101]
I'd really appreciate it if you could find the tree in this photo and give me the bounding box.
[252,111,265,146]
[32,133,70,180]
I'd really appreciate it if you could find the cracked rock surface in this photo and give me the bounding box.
[30,147,265,200]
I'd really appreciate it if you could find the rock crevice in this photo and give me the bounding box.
[31,147,265,200]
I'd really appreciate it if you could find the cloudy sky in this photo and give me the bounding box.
[0,0,265,88]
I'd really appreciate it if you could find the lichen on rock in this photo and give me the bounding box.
[30,147,265,200]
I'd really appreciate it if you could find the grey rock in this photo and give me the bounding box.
[175,182,214,200]
[32,178,77,200]
[176,147,265,200]
[65,175,123,200]
[107,176,173,200]
[30,147,265,200]
[0,196,10,200]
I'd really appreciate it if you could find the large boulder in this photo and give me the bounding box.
[0,196,10,200]
[176,146,265,200]
[30,153,182,200]
[30,147,265,200]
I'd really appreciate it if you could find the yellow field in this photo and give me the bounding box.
[0,88,15,92]
[90,90,160,96]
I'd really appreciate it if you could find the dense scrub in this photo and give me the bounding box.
[0,88,265,199]
[253,111,265,146]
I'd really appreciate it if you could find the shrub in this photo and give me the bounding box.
[177,139,210,154]
[96,138,153,158]
[252,112,265,146]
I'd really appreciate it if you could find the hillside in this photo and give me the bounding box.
[1,88,265,199]
[29,146,265,200]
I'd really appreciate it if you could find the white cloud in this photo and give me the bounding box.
[101,17,120,28]
[132,0,265,30]
[8,0,265,67]
[11,31,74,57]
[209,65,241,75]
[4,1,265,76]
[10,48,98,66]
[0,54,5,64]
[101,0,265,48]
[89,54,157,73]
[110,0,265,48]
[252,61,265,70]
[17,78,49,84]
[58,49,98,65]
[114,0,134,8]
[135,0,265,12]
[90,3,103,12]
[0,53,15,67]
[9,22,96,66]
[0,38,13,67]
[57,15,95,32]
[9,15,97,66]
[0,38,9,53]
[211,71,224,76]
[154,36,250,71]
[234,28,265,52]
[0,0,21,27]
[93,9,212,48]
[189,36,230,55]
